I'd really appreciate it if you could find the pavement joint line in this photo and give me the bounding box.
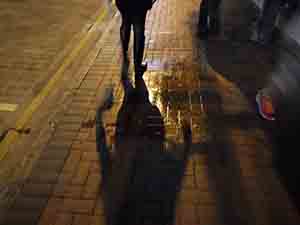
[0,7,108,160]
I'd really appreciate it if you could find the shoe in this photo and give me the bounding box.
[256,92,276,121]
[138,63,147,73]
[135,63,147,78]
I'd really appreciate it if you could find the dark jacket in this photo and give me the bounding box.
[116,0,153,12]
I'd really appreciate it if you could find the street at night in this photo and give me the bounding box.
[0,0,300,225]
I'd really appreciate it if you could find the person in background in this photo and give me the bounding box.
[255,0,298,44]
[198,0,222,36]
[115,0,155,78]
[256,0,284,44]
[256,6,300,121]
[256,48,300,121]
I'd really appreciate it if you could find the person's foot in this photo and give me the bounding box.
[123,51,129,63]
[250,34,267,46]
[256,91,276,121]
[135,63,147,78]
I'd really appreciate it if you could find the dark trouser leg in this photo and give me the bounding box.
[209,0,222,33]
[120,12,131,57]
[132,11,147,74]
[199,0,209,33]
[258,0,282,43]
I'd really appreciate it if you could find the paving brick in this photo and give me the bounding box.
[181,175,196,189]
[197,205,219,225]
[28,170,59,184]
[94,198,105,216]
[57,171,75,185]
[239,159,260,178]
[72,161,91,185]
[34,159,65,173]
[91,214,106,225]
[72,142,97,152]
[63,151,82,173]
[72,140,84,148]
[194,154,209,165]
[12,196,48,211]
[178,190,201,204]
[195,171,210,190]
[60,199,95,214]
[39,149,69,161]
[195,166,209,181]
[82,173,101,199]
[184,159,194,176]
[87,133,97,145]
[64,111,86,118]
[82,151,99,161]
[64,108,89,120]
[54,213,73,225]
[178,204,199,225]
[47,139,73,150]
[77,129,90,141]
[59,115,84,124]
[22,183,54,197]
[56,122,82,132]
[80,79,101,90]
[230,135,261,146]
[46,143,70,151]
[198,191,217,205]
[54,183,83,198]
[38,198,64,225]
[52,130,78,141]
[233,145,258,158]
[73,214,93,225]
[89,162,101,173]
[195,178,210,191]
[1,211,40,225]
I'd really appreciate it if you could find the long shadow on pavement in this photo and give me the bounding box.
[189,6,300,223]
[203,37,300,211]
[95,62,192,225]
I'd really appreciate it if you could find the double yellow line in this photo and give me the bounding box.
[0,7,108,160]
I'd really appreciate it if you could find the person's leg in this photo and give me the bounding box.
[199,0,209,34]
[132,11,147,76]
[120,12,132,59]
[209,0,222,34]
[282,0,298,19]
[258,0,282,44]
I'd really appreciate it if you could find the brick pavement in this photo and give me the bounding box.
[1,0,300,224]
[0,0,114,134]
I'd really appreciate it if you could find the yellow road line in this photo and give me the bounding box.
[0,103,18,112]
[0,8,108,160]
